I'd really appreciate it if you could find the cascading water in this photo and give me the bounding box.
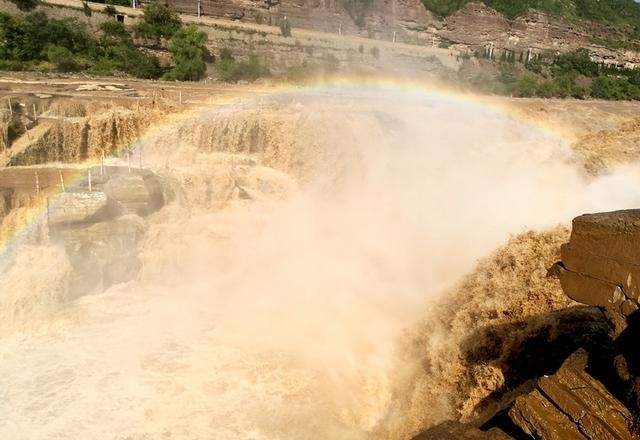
[2,87,640,440]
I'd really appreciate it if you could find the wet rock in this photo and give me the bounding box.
[57,216,146,296]
[508,350,634,440]
[556,209,640,336]
[561,243,640,301]
[103,171,164,216]
[410,421,512,440]
[568,210,640,265]
[557,265,625,309]
[40,166,166,296]
[621,300,639,317]
[47,191,117,226]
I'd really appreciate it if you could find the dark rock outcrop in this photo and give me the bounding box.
[509,350,634,440]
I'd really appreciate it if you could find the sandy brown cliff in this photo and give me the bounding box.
[160,0,640,64]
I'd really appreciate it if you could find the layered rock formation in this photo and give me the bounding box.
[557,210,640,336]
[158,0,640,63]
[412,209,640,440]
[509,350,634,440]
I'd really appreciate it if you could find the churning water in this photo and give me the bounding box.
[2,88,640,440]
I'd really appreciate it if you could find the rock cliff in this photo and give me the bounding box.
[556,210,640,336]
[411,209,640,439]
[159,0,640,63]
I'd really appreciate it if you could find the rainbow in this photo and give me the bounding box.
[0,75,577,265]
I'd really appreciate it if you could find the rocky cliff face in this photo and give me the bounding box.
[413,209,640,440]
[556,210,640,337]
[440,3,595,55]
[163,0,640,64]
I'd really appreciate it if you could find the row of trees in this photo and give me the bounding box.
[0,2,210,81]
[471,48,640,100]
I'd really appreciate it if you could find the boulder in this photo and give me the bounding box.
[508,350,634,440]
[555,209,640,336]
[568,210,640,264]
[561,243,640,301]
[557,265,625,309]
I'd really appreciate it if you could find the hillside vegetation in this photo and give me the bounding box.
[467,48,640,100]
[422,0,640,23]
[0,3,208,80]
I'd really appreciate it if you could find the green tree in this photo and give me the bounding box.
[0,13,23,61]
[96,20,162,78]
[136,1,181,42]
[552,49,599,77]
[47,45,80,71]
[236,54,269,81]
[215,47,238,81]
[164,25,207,81]
[510,74,538,97]
[590,75,626,100]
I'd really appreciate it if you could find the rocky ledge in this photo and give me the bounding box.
[556,210,640,336]
[415,209,640,440]
[47,166,169,296]
[0,165,169,296]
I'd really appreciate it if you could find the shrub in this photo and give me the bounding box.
[214,48,269,82]
[164,25,208,81]
[98,20,163,78]
[136,1,181,41]
[236,54,269,81]
[47,45,80,72]
[420,0,467,17]
[215,48,238,81]
[591,75,629,100]
[509,74,538,97]
[106,0,131,6]
[104,4,117,16]
[552,48,599,77]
